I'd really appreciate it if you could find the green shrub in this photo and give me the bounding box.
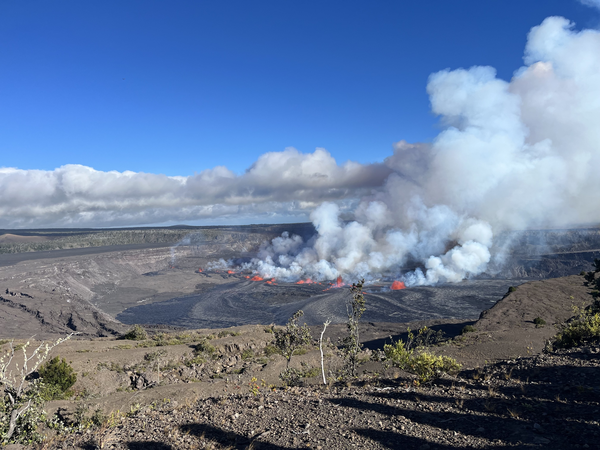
[461,325,476,334]
[408,352,462,382]
[217,330,240,338]
[273,310,311,369]
[508,286,517,293]
[194,338,216,356]
[533,317,546,328]
[553,310,600,348]
[384,340,461,382]
[263,345,280,357]
[121,325,148,341]
[38,356,77,400]
[185,355,206,367]
[279,362,319,386]
[241,349,254,360]
[0,334,74,444]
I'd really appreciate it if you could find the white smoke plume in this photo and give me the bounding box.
[243,17,600,286]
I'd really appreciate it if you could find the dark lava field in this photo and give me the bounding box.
[1,224,600,338]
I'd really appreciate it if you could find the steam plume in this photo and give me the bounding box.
[245,17,600,285]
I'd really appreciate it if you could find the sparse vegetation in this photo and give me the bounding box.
[461,325,477,334]
[217,330,241,338]
[553,305,600,348]
[279,362,320,386]
[263,345,280,357]
[384,338,461,382]
[121,325,148,341]
[0,334,74,444]
[273,310,311,369]
[38,356,77,400]
[241,349,254,360]
[340,279,366,378]
[533,317,546,328]
[193,338,217,357]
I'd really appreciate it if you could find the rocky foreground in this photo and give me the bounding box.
[32,344,600,450]
[0,273,593,449]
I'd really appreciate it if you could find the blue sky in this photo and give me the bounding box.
[0,0,596,177]
[0,1,599,229]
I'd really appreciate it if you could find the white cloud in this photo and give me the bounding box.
[0,149,391,228]
[578,0,600,11]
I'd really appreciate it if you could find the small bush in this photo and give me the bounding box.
[279,362,319,386]
[185,355,206,367]
[217,330,241,338]
[508,286,517,293]
[273,310,311,368]
[384,340,461,382]
[121,325,148,341]
[533,317,546,328]
[553,310,600,348]
[194,338,216,356]
[409,352,462,382]
[241,349,254,360]
[38,356,77,400]
[263,345,280,357]
[461,325,476,334]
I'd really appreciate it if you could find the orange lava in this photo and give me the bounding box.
[198,268,203,273]
[323,276,345,291]
[251,275,264,281]
[296,278,315,284]
[391,280,406,290]
[227,270,235,274]
[265,278,276,285]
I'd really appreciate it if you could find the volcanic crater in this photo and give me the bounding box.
[1,225,599,339]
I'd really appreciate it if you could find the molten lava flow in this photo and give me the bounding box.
[227,270,235,274]
[323,276,345,291]
[198,268,203,273]
[296,278,315,284]
[265,278,276,285]
[391,280,406,290]
[251,275,263,281]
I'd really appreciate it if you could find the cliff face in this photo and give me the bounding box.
[0,246,190,339]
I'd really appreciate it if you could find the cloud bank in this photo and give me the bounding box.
[0,148,391,228]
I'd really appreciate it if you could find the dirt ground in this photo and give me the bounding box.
[2,273,598,449]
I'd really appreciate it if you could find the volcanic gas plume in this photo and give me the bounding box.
[217,17,600,286]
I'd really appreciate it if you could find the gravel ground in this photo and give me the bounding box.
[33,345,600,450]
